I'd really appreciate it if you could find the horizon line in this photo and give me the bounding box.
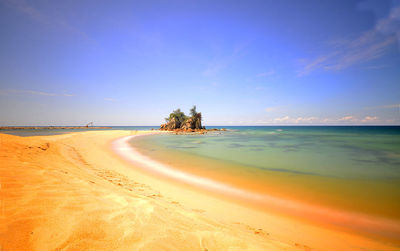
[1,124,399,127]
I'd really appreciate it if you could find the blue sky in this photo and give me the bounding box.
[0,0,399,126]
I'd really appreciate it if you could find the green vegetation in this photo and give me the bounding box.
[190,105,198,117]
[165,106,201,123]
[165,108,187,124]
[162,105,203,130]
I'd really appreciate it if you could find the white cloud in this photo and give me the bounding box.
[367,103,400,109]
[26,90,57,96]
[360,116,378,123]
[273,115,290,122]
[268,115,381,124]
[220,114,393,125]
[297,54,333,76]
[338,115,356,121]
[272,116,319,123]
[382,104,400,109]
[104,98,116,102]
[298,4,399,76]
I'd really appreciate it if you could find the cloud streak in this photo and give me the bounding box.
[222,113,394,125]
[2,0,93,43]
[256,70,275,78]
[203,61,227,76]
[298,4,399,76]
[249,115,381,125]
[368,103,400,109]
[1,89,74,97]
[203,41,250,76]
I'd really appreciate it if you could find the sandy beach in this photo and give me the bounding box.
[0,130,398,250]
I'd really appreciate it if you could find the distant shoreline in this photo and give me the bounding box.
[0,126,112,130]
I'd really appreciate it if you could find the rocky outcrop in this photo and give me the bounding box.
[161,113,204,132]
[181,113,202,130]
[161,107,206,133]
[160,117,181,130]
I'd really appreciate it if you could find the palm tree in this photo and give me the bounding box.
[190,105,197,117]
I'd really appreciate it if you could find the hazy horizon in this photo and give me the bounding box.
[2,124,400,127]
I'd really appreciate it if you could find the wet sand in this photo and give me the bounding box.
[0,131,398,250]
[115,135,400,242]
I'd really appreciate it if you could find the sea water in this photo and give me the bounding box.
[130,126,400,221]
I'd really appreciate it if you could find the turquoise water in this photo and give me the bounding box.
[132,126,400,180]
[5,125,398,180]
[4,125,400,219]
[130,126,400,220]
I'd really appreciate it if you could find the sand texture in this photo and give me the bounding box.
[0,131,398,250]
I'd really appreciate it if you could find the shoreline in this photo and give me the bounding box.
[1,130,398,250]
[114,134,400,242]
[0,126,112,130]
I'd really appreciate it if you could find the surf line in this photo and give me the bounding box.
[112,134,400,240]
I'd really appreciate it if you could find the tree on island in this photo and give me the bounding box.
[190,105,197,117]
[161,105,203,131]
[165,108,187,126]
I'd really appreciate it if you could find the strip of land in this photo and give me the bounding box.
[0,126,111,130]
[0,131,398,250]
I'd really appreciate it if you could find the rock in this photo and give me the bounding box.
[181,117,194,130]
[180,113,202,130]
[160,108,210,133]
[161,117,181,130]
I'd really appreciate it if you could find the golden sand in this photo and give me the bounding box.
[0,131,398,250]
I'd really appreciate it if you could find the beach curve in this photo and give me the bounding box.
[1,130,398,250]
[112,134,400,242]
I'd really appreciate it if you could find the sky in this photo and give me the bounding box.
[0,0,399,126]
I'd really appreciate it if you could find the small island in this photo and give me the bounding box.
[160,106,225,134]
[160,105,206,133]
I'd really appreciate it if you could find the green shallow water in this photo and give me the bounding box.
[130,126,400,220]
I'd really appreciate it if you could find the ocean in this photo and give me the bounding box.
[3,125,400,237]
[129,126,400,223]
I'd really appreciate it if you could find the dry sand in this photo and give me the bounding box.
[0,130,398,250]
